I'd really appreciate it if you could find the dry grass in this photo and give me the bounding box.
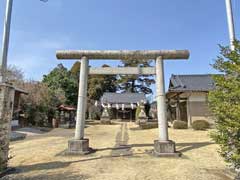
[7,122,234,180]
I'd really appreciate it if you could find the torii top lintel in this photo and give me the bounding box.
[56,50,190,60]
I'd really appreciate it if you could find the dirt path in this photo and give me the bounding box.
[111,122,132,157]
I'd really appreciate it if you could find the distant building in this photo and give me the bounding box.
[101,92,147,121]
[166,74,216,127]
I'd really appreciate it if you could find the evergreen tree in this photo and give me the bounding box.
[43,64,78,105]
[118,60,155,94]
[70,62,117,100]
[70,61,81,79]
[88,64,117,100]
[209,41,240,178]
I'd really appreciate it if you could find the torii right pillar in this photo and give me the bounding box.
[154,56,180,156]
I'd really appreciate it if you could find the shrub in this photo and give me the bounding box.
[208,42,240,176]
[173,120,188,129]
[192,120,210,130]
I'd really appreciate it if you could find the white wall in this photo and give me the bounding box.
[187,92,214,126]
[189,92,207,102]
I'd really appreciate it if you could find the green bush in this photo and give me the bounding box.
[23,105,48,126]
[192,120,210,130]
[173,120,188,129]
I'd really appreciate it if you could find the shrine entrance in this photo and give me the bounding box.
[117,109,133,121]
[56,50,189,156]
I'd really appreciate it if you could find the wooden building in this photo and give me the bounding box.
[11,86,28,127]
[101,92,147,121]
[166,74,215,127]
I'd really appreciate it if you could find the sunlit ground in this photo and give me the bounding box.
[7,121,233,180]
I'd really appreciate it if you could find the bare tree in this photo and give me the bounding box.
[5,65,24,85]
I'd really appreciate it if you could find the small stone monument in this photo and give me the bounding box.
[137,101,148,125]
[100,107,111,124]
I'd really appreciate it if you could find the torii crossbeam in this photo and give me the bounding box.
[56,49,190,156]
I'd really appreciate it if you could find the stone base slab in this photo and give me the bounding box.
[153,140,181,157]
[100,118,111,124]
[139,122,158,129]
[66,139,90,155]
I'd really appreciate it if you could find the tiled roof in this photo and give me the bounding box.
[168,74,216,92]
[101,92,146,104]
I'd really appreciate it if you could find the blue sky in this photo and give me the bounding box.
[0,0,239,95]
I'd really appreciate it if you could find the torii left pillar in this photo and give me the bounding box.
[68,56,90,154]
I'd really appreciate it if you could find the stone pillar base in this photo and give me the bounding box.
[153,140,181,157]
[66,139,90,155]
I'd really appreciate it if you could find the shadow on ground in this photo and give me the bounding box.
[177,142,214,152]
[11,154,139,175]
[95,141,214,153]
[203,168,234,180]
[2,170,90,180]
[6,141,216,179]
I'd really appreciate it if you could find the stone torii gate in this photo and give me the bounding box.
[56,50,190,156]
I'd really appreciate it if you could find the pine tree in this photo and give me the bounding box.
[118,59,155,94]
[88,64,117,100]
[209,41,240,178]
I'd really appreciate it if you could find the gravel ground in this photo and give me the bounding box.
[4,122,234,180]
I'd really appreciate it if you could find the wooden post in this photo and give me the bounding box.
[176,97,181,120]
[187,98,192,128]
